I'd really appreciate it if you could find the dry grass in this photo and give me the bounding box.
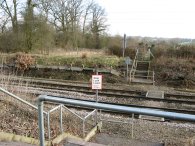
[47,48,107,58]
[152,56,195,88]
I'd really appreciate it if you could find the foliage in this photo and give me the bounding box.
[108,45,122,57]
[153,45,195,59]
[107,45,136,59]
[81,53,87,59]
[36,55,120,68]
[14,53,35,71]
[152,55,195,88]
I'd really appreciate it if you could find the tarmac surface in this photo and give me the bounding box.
[91,133,164,146]
[0,142,36,146]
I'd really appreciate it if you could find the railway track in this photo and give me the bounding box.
[5,82,195,106]
[1,75,195,102]
[1,77,195,102]
[1,76,195,122]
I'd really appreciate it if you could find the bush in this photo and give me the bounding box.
[108,45,122,57]
[175,45,195,58]
[15,53,35,71]
[108,45,136,58]
[125,47,136,59]
[153,45,195,59]
[81,53,87,59]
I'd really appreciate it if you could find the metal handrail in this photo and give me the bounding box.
[129,70,155,84]
[0,87,47,115]
[0,87,97,142]
[130,49,139,81]
[148,49,154,58]
[38,95,195,146]
[132,49,139,68]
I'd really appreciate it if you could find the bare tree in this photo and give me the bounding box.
[0,0,19,33]
[35,0,52,21]
[90,3,107,49]
[82,0,94,35]
[0,11,9,33]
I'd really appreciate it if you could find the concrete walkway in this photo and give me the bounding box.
[91,133,164,146]
[0,142,36,146]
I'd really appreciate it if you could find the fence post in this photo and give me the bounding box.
[83,119,85,138]
[60,104,63,133]
[131,113,134,139]
[38,101,45,146]
[47,112,51,140]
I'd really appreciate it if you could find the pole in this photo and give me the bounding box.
[95,68,98,124]
[38,101,45,146]
[131,113,134,139]
[123,34,126,57]
[126,63,129,82]
[47,113,50,141]
[60,105,63,133]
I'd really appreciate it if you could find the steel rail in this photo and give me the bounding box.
[1,75,194,99]
[2,81,195,105]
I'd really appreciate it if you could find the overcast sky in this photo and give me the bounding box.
[96,0,195,39]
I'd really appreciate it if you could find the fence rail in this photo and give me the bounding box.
[0,87,98,144]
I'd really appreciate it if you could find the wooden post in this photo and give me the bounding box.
[122,34,126,57]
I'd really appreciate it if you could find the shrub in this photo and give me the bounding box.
[108,45,122,57]
[152,45,195,59]
[108,45,136,58]
[15,53,35,71]
[125,47,136,59]
[175,45,195,58]
[81,53,87,59]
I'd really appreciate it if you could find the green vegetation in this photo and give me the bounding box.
[35,55,121,68]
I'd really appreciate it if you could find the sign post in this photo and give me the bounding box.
[92,71,102,124]
[122,34,127,57]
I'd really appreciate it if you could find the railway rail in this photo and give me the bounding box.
[2,76,195,101]
[1,78,195,122]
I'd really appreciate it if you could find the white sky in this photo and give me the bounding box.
[97,0,195,39]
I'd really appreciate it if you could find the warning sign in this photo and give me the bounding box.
[92,75,102,90]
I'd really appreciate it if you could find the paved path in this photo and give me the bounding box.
[0,142,35,146]
[91,133,164,146]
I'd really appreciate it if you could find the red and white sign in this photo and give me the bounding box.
[92,75,102,90]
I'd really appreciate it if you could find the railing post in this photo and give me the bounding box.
[130,70,132,82]
[83,119,85,138]
[60,104,63,133]
[153,71,155,85]
[47,112,51,141]
[38,101,45,146]
[131,113,134,139]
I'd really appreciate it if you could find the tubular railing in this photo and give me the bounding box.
[129,49,155,83]
[129,70,155,84]
[148,49,154,59]
[130,49,139,81]
[38,95,195,146]
[131,49,139,70]
[0,87,97,142]
[0,87,47,114]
